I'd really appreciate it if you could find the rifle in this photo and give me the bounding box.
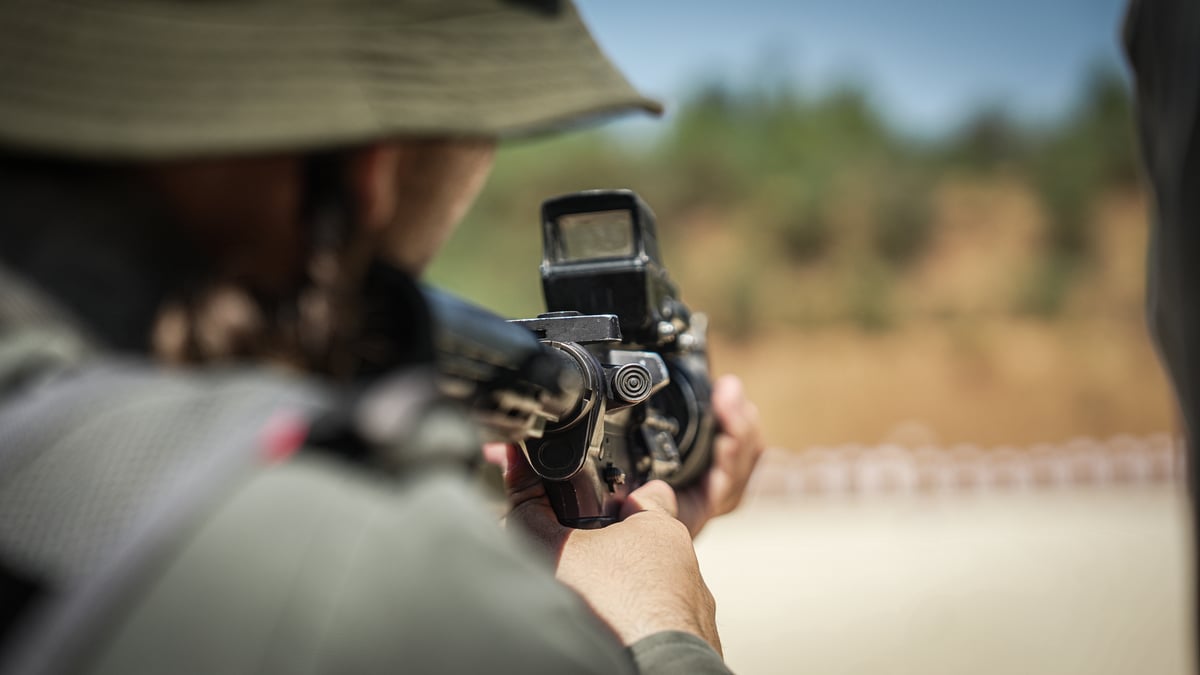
[427,190,715,528]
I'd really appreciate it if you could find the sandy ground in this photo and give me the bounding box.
[695,486,1192,675]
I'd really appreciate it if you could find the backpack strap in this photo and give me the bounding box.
[0,263,480,674]
[0,352,332,675]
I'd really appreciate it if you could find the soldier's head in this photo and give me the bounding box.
[0,0,658,369]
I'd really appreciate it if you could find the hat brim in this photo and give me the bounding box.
[0,1,662,159]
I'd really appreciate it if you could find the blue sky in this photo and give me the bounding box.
[575,0,1130,137]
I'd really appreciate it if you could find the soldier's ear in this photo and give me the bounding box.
[345,144,403,235]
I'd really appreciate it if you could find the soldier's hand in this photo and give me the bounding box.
[502,446,722,654]
[676,375,765,537]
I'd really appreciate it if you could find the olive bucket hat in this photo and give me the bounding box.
[0,0,661,159]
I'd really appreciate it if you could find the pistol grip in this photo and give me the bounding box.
[543,468,624,529]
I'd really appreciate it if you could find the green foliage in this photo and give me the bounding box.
[1014,64,1137,317]
[944,106,1029,170]
[1017,255,1082,319]
[758,179,833,264]
[782,199,833,263]
[871,172,934,268]
[725,264,760,342]
[1071,64,1139,187]
[847,261,895,332]
[426,61,1139,328]
[934,62,1136,319]
[658,81,898,211]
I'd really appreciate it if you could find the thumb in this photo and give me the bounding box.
[619,480,679,520]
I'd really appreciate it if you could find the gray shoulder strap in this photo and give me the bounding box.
[0,354,331,675]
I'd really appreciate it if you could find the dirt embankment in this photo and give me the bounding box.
[710,318,1173,449]
[696,183,1173,449]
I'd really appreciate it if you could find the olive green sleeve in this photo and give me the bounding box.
[629,631,734,675]
[86,455,638,675]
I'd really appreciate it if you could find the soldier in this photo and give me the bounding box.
[0,1,764,673]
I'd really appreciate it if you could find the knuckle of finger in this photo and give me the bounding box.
[639,510,690,539]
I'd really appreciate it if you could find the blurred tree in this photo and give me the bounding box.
[430,64,1142,328]
[871,171,934,268]
[946,105,1028,171]
[1017,62,1136,316]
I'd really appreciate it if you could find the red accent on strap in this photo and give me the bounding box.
[260,412,309,463]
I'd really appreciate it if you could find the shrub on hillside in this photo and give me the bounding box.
[871,174,934,268]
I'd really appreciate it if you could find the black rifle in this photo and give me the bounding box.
[427,190,715,528]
